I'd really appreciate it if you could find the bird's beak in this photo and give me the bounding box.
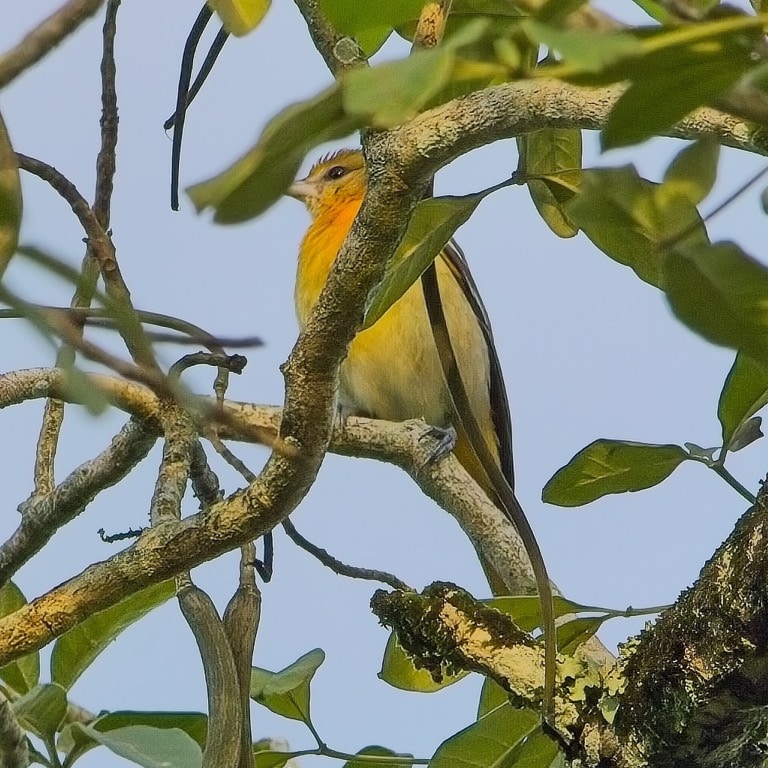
[286,178,315,201]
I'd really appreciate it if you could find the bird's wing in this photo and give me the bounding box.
[439,239,515,490]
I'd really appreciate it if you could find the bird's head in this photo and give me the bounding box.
[287,149,366,218]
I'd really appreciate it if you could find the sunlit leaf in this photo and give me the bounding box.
[71,724,202,768]
[51,580,174,690]
[0,111,22,280]
[188,86,360,223]
[0,581,39,695]
[662,139,719,206]
[208,0,270,36]
[719,353,768,451]
[363,192,488,328]
[543,440,688,507]
[517,129,581,238]
[344,745,414,767]
[319,0,425,38]
[565,166,708,288]
[602,30,757,149]
[379,633,468,692]
[663,241,768,366]
[343,47,455,129]
[250,648,325,725]
[13,683,67,743]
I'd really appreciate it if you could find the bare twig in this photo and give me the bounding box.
[282,517,412,591]
[93,0,120,229]
[0,305,263,351]
[15,152,159,371]
[0,0,106,88]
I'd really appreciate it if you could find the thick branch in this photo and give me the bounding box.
[386,80,768,182]
[612,487,768,768]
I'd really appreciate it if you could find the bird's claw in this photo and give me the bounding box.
[413,423,457,473]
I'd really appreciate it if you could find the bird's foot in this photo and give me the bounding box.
[411,422,457,472]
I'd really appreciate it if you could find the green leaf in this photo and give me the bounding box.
[601,30,757,149]
[320,0,425,38]
[0,111,22,280]
[58,711,208,765]
[719,353,768,450]
[629,0,676,23]
[557,616,607,653]
[543,440,689,507]
[379,633,468,692]
[253,749,297,768]
[663,241,768,366]
[522,21,642,74]
[250,648,325,725]
[536,0,589,23]
[343,19,495,129]
[477,679,508,719]
[208,0,271,36]
[517,129,581,238]
[344,745,414,767]
[430,703,560,768]
[343,47,455,129]
[483,595,600,632]
[13,683,67,743]
[188,85,360,223]
[565,166,708,288]
[363,192,486,328]
[662,139,719,206]
[71,724,202,768]
[51,580,174,689]
[0,582,39,695]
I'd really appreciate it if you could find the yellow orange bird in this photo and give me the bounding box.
[288,148,517,586]
[289,149,556,712]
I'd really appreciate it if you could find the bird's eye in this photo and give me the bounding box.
[326,165,346,180]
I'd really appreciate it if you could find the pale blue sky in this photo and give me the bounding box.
[1,2,765,766]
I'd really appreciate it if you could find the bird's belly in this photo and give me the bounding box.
[339,263,491,430]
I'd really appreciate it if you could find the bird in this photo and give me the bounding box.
[287,147,521,584]
[288,148,556,712]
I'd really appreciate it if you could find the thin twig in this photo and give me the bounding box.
[15,153,160,370]
[282,518,412,591]
[0,305,263,351]
[0,0,106,88]
[93,0,120,229]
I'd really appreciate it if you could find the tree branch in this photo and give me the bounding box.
[0,0,106,88]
